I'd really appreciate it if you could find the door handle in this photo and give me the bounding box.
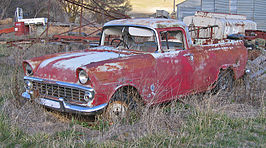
[183,53,194,61]
[183,53,193,57]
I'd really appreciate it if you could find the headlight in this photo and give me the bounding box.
[25,63,33,76]
[84,90,95,104]
[24,80,33,91]
[79,70,88,84]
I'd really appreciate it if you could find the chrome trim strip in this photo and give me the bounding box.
[24,76,43,82]
[39,98,61,109]
[56,81,94,92]
[22,92,31,99]
[104,24,154,30]
[63,102,108,113]
[22,91,107,114]
[24,76,93,91]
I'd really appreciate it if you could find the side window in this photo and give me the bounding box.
[160,30,184,52]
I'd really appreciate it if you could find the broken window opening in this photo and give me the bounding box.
[101,26,158,53]
[160,30,185,52]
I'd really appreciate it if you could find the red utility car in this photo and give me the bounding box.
[22,18,248,120]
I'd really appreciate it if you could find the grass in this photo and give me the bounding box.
[0,44,9,57]
[101,101,265,147]
[0,43,265,147]
[0,107,263,147]
[0,113,89,147]
[71,116,111,131]
[179,110,264,147]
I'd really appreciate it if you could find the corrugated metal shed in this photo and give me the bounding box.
[177,0,201,20]
[236,0,255,20]
[202,0,214,12]
[177,0,266,30]
[230,0,238,14]
[253,0,266,30]
[215,0,230,13]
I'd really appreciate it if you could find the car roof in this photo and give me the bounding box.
[104,18,187,30]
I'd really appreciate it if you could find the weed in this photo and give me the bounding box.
[0,44,9,57]
[92,118,110,131]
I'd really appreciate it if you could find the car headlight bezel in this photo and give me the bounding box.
[25,63,33,76]
[84,90,95,105]
[78,70,89,84]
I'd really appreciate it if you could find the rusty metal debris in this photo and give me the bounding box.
[1,0,130,49]
[246,54,266,81]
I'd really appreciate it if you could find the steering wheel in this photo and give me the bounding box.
[110,38,129,49]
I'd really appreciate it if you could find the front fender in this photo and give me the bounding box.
[77,54,156,105]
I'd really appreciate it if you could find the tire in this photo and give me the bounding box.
[212,70,235,94]
[104,88,142,122]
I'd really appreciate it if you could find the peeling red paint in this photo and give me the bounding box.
[22,18,248,113]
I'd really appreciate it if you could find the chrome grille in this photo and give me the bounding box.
[32,81,86,104]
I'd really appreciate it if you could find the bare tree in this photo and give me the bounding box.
[57,0,131,23]
[57,0,83,23]
[0,0,65,22]
[31,0,49,17]
[0,0,131,23]
[89,0,132,23]
[0,0,12,19]
[2,0,47,19]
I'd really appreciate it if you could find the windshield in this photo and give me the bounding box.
[101,26,158,52]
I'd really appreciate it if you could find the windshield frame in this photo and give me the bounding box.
[100,25,161,53]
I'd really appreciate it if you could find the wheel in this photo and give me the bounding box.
[104,88,141,122]
[110,38,129,49]
[105,100,128,122]
[212,70,235,94]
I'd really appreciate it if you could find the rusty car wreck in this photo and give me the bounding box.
[22,18,248,120]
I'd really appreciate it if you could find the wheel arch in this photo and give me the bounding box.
[211,66,235,89]
[108,84,142,102]
[219,65,237,79]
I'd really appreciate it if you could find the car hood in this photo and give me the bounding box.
[28,48,131,83]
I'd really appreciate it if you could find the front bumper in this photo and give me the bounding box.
[22,91,107,115]
[22,76,108,115]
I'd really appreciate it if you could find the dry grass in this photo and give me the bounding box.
[0,43,265,147]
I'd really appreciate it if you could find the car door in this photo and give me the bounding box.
[153,29,194,103]
[188,46,218,92]
[154,50,194,102]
